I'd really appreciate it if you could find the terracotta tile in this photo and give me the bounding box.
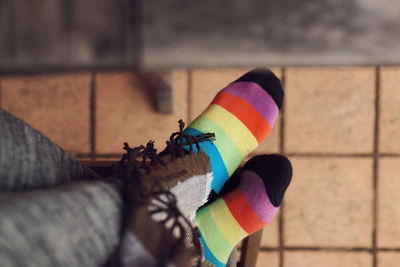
[190,67,282,154]
[191,68,253,118]
[260,210,280,247]
[285,251,372,267]
[96,69,188,154]
[1,72,91,155]
[285,67,375,153]
[252,115,281,155]
[380,67,400,153]
[256,251,279,267]
[284,157,373,247]
[378,252,400,267]
[378,158,400,247]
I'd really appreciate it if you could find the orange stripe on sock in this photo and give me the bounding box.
[223,188,267,234]
[211,91,271,144]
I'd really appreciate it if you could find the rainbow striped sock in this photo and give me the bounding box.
[195,155,292,266]
[184,68,284,194]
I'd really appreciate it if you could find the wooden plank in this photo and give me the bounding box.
[2,0,400,70]
[142,0,400,67]
[238,229,263,267]
[0,0,141,73]
[80,160,118,177]
[80,160,117,167]
[0,0,67,69]
[65,0,139,67]
[227,247,238,267]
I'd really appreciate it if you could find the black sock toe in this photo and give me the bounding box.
[244,154,292,207]
[234,68,284,110]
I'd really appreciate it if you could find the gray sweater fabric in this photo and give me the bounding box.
[0,180,123,267]
[0,108,98,191]
[0,108,123,267]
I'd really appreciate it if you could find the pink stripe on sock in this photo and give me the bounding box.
[221,81,279,126]
[239,170,279,223]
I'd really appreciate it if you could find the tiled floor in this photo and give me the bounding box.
[1,72,92,154]
[95,70,189,155]
[1,67,400,267]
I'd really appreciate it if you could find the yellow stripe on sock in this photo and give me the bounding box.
[189,115,243,176]
[196,206,234,263]
[209,198,248,246]
[203,104,258,157]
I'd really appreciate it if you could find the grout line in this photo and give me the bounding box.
[377,248,400,252]
[90,70,96,160]
[279,66,286,267]
[187,68,192,123]
[379,153,400,157]
[260,247,372,252]
[372,66,380,267]
[283,152,400,158]
[285,152,374,158]
[280,68,286,154]
[261,246,400,252]
[278,203,285,267]
[2,65,400,76]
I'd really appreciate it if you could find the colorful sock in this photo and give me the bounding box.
[195,154,292,266]
[184,68,284,194]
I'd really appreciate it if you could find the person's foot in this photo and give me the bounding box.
[195,154,292,266]
[184,68,284,196]
[153,68,284,220]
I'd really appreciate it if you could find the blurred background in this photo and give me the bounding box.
[1,0,400,266]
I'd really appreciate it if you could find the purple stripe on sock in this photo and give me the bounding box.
[239,170,279,223]
[221,81,279,126]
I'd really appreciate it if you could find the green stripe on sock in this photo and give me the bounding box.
[209,198,248,246]
[189,115,243,176]
[196,206,233,263]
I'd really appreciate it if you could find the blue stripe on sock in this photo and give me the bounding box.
[183,127,229,194]
[200,233,226,267]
